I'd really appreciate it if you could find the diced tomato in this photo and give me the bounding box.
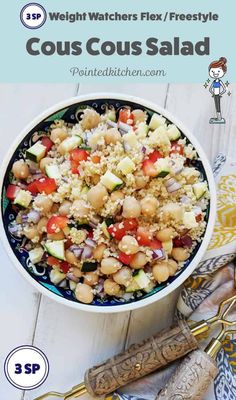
[60,261,70,274]
[108,223,126,240]
[148,150,163,163]
[142,159,157,177]
[47,256,61,267]
[123,218,139,231]
[136,227,152,246]
[69,148,89,163]
[90,155,101,164]
[150,239,162,250]
[46,216,69,234]
[27,180,40,195]
[195,214,203,222]
[36,177,57,194]
[118,252,135,265]
[170,142,184,156]
[6,184,20,201]
[119,108,134,125]
[71,160,80,174]
[41,137,53,153]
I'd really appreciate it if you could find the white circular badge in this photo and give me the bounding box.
[20,3,47,29]
[4,346,49,390]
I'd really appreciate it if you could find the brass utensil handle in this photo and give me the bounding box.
[84,320,198,397]
[156,349,218,400]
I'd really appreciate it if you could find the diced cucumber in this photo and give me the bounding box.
[183,211,198,229]
[69,281,77,291]
[193,182,207,200]
[50,269,66,285]
[133,270,151,289]
[117,157,135,175]
[123,131,138,148]
[28,247,44,264]
[45,240,65,260]
[125,279,140,293]
[81,185,89,194]
[101,171,123,192]
[14,190,32,208]
[81,262,98,272]
[101,221,110,239]
[26,142,47,162]
[149,113,166,130]
[162,240,173,255]
[167,124,181,141]
[45,164,61,179]
[59,136,82,154]
[80,145,91,151]
[143,281,155,293]
[136,122,149,138]
[105,109,116,122]
[155,158,170,178]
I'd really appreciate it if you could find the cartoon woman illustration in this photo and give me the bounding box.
[209,57,227,124]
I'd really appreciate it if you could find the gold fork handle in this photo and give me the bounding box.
[84,320,198,397]
[156,349,218,400]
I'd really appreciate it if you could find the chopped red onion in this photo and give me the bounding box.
[180,196,190,204]
[69,245,83,258]
[165,178,176,188]
[27,209,40,224]
[123,142,131,152]
[166,182,182,193]
[118,121,132,132]
[8,224,21,234]
[32,173,44,180]
[66,272,80,283]
[152,249,166,260]
[173,237,182,247]
[85,238,96,248]
[82,246,93,259]
[141,146,146,154]
[174,166,184,175]
[181,235,193,248]
[21,214,29,222]
[107,120,117,128]
[89,221,97,229]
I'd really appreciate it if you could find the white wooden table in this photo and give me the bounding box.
[0,83,235,400]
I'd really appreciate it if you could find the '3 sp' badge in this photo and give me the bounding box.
[20,3,47,29]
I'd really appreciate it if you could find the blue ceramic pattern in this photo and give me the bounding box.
[1,98,210,307]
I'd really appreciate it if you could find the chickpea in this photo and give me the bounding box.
[12,160,29,180]
[23,225,39,240]
[84,271,99,286]
[152,262,170,283]
[167,259,178,276]
[122,196,141,218]
[39,157,53,172]
[171,247,189,262]
[104,128,121,145]
[71,200,89,219]
[50,128,68,144]
[129,252,147,269]
[37,217,48,234]
[48,231,65,240]
[34,195,53,214]
[87,184,108,210]
[93,243,106,261]
[118,235,139,255]
[81,109,101,131]
[140,196,158,218]
[104,279,121,296]
[134,172,148,189]
[162,203,183,222]
[101,257,122,275]
[113,267,132,287]
[75,283,94,304]
[156,228,175,242]
[59,200,72,216]
[72,267,82,278]
[110,190,125,202]
[51,203,60,213]
[65,250,79,266]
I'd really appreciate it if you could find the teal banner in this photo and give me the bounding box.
[1,0,235,82]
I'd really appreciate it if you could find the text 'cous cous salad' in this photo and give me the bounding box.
[6,105,209,304]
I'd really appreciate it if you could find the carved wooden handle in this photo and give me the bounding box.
[84,320,198,397]
[156,349,218,400]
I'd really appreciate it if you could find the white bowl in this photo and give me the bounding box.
[0,93,217,313]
